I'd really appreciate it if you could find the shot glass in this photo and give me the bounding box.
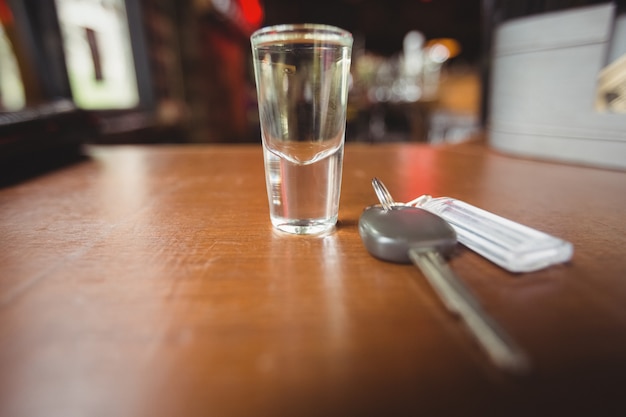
[251,24,353,235]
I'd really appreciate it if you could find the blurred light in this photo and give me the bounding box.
[213,0,232,15]
[428,44,450,63]
[0,22,25,110]
[239,0,263,27]
[425,38,461,58]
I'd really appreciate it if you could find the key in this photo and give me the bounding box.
[373,177,573,273]
[359,205,531,374]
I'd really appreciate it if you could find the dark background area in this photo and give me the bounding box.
[1,0,617,159]
[262,0,483,61]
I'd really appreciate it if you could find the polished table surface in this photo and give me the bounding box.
[1,140,626,417]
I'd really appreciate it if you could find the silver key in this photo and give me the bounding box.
[359,187,530,374]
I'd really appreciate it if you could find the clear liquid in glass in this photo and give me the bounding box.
[252,27,352,234]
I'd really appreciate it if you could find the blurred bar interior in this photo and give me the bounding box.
[1,0,625,166]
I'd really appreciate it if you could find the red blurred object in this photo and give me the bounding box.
[239,0,263,27]
[0,0,13,25]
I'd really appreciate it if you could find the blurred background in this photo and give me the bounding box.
[0,0,619,159]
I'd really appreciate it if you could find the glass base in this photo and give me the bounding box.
[271,217,337,235]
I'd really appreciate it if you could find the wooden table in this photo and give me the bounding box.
[1,140,625,417]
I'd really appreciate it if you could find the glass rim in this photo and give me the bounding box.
[251,23,353,47]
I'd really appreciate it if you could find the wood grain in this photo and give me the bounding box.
[1,141,625,417]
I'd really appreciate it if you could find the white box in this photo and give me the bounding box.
[487,4,626,170]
